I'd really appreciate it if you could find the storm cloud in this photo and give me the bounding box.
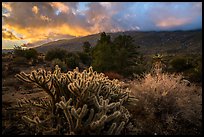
[2,2,202,48]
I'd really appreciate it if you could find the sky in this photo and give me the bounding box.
[2,2,202,49]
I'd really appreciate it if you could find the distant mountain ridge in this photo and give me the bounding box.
[35,30,202,55]
[2,49,14,54]
[2,30,202,55]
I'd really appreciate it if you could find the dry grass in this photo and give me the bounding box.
[128,72,202,135]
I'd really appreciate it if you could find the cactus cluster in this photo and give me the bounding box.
[16,65,135,135]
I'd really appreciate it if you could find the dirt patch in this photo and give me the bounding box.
[2,90,48,106]
[2,57,53,132]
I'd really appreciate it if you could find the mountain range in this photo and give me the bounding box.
[3,30,202,55]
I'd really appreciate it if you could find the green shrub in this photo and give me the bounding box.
[24,48,38,60]
[77,52,92,66]
[65,53,80,69]
[14,45,25,57]
[185,66,202,83]
[45,48,67,61]
[132,65,146,76]
[14,46,38,61]
[170,56,192,72]
[51,58,67,72]
[82,41,91,53]
[37,56,45,64]
[13,56,28,65]
[15,66,137,135]
[13,46,38,60]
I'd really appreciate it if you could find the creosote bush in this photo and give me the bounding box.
[51,58,67,72]
[15,65,137,135]
[129,72,202,135]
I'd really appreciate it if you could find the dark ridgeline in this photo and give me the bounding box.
[33,30,202,55]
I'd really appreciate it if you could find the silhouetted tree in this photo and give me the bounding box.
[113,35,140,76]
[92,32,115,72]
[92,32,141,76]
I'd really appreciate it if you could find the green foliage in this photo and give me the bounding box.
[45,48,67,61]
[132,64,146,76]
[77,52,92,66]
[24,48,38,60]
[13,45,38,60]
[92,32,118,72]
[98,32,111,43]
[65,52,80,69]
[51,58,67,72]
[14,45,25,57]
[170,56,190,72]
[15,66,136,135]
[114,35,140,76]
[80,41,92,66]
[184,58,202,83]
[82,41,91,53]
[150,54,202,83]
[92,40,115,72]
[92,32,140,77]
[92,32,113,71]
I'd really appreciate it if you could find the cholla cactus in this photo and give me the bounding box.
[16,65,135,135]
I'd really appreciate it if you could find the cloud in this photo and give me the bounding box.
[156,17,192,28]
[49,2,69,13]
[85,2,129,33]
[2,2,92,47]
[32,6,39,14]
[2,28,22,40]
[145,2,202,30]
[2,2,12,12]
[40,15,51,22]
[2,2,202,48]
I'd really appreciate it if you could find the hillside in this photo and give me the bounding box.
[34,30,201,55]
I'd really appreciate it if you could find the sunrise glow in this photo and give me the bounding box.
[2,2,202,49]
